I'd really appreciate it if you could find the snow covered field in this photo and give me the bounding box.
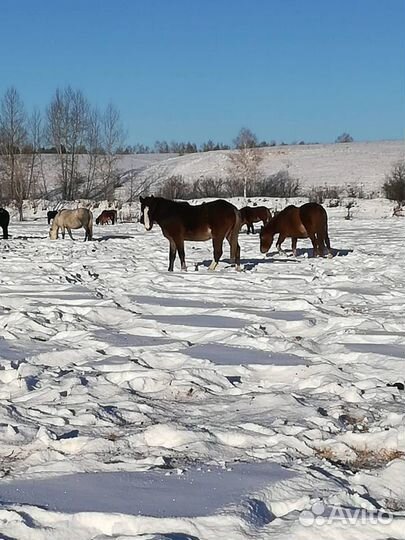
[1,198,405,539]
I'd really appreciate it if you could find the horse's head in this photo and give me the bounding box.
[49,221,58,240]
[139,195,157,231]
[259,224,274,253]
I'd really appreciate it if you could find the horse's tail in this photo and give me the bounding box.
[321,207,331,252]
[229,207,242,267]
[88,211,94,240]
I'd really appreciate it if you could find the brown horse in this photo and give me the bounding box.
[260,203,332,257]
[240,206,272,234]
[96,209,117,225]
[139,196,241,271]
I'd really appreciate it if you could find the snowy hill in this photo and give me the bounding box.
[116,140,405,199]
[35,140,405,202]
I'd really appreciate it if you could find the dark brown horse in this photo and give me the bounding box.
[260,203,332,257]
[139,196,241,271]
[0,208,9,239]
[240,206,272,234]
[96,209,117,225]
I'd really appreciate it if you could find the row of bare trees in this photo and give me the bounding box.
[0,86,126,218]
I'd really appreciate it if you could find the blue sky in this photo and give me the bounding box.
[0,0,403,146]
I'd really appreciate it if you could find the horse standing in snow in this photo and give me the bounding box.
[0,208,9,239]
[260,202,332,257]
[139,196,241,271]
[49,208,93,241]
[96,209,117,225]
[240,206,272,234]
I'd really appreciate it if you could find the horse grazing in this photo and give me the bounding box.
[139,196,241,271]
[240,206,272,234]
[260,202,332,257]
[96,209,117,225]
[47,210,59,224]
[49,208,93,241]
[0,208,9,239]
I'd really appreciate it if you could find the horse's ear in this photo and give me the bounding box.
[139,196,144,203]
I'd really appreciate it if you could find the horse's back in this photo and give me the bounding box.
[57,208,92,228]
[299,203,327,232]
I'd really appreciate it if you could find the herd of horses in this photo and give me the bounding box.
[139,196,332,271]
[0,199,332,271]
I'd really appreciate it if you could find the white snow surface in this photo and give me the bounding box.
[1,197,405,538]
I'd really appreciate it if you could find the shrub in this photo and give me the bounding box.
[309,185,344,204]
[191,177,227,198]
[335,132,354,143]
[382,161,405,204]
[251,170,300,197]
[157,175,190,200]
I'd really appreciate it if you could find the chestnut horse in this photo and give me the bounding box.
[139,196,241,271]
[240,206,272,234]
[0,208,9,239]
[50,208,93,241]
[96,209,117,225]
[260,203,332,257]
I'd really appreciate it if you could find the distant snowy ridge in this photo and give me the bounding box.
[28,140,405,202]
[117,140,405,198]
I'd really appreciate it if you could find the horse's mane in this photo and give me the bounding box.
[268,205,297,230]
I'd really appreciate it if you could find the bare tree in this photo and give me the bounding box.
[0,87,28,204]
[46,87,90,199]
[26,108,45,200]
[228,128,263,197]
[82,107,102,198]
[233,127,258,149]
[97,103,125,200]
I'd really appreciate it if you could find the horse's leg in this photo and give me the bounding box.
[324,229,333,257]
[316,234,326,257]
[209,236,223,271]
[276,233,287,254]
[61,226,65,239]
[246,223,251,235]
[250,223,255,234]
[168,238,177,271]
[308,233,319,257]
[176,240,187,271]
[291,237,297,256]
[67,228,74,240]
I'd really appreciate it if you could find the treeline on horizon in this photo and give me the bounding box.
[39,137,325,156]
[0,84,353,158]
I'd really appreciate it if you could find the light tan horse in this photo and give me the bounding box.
[49,208,93,241]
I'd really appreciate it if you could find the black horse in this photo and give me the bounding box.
[0,208,10,239]
[47,210,59,224]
